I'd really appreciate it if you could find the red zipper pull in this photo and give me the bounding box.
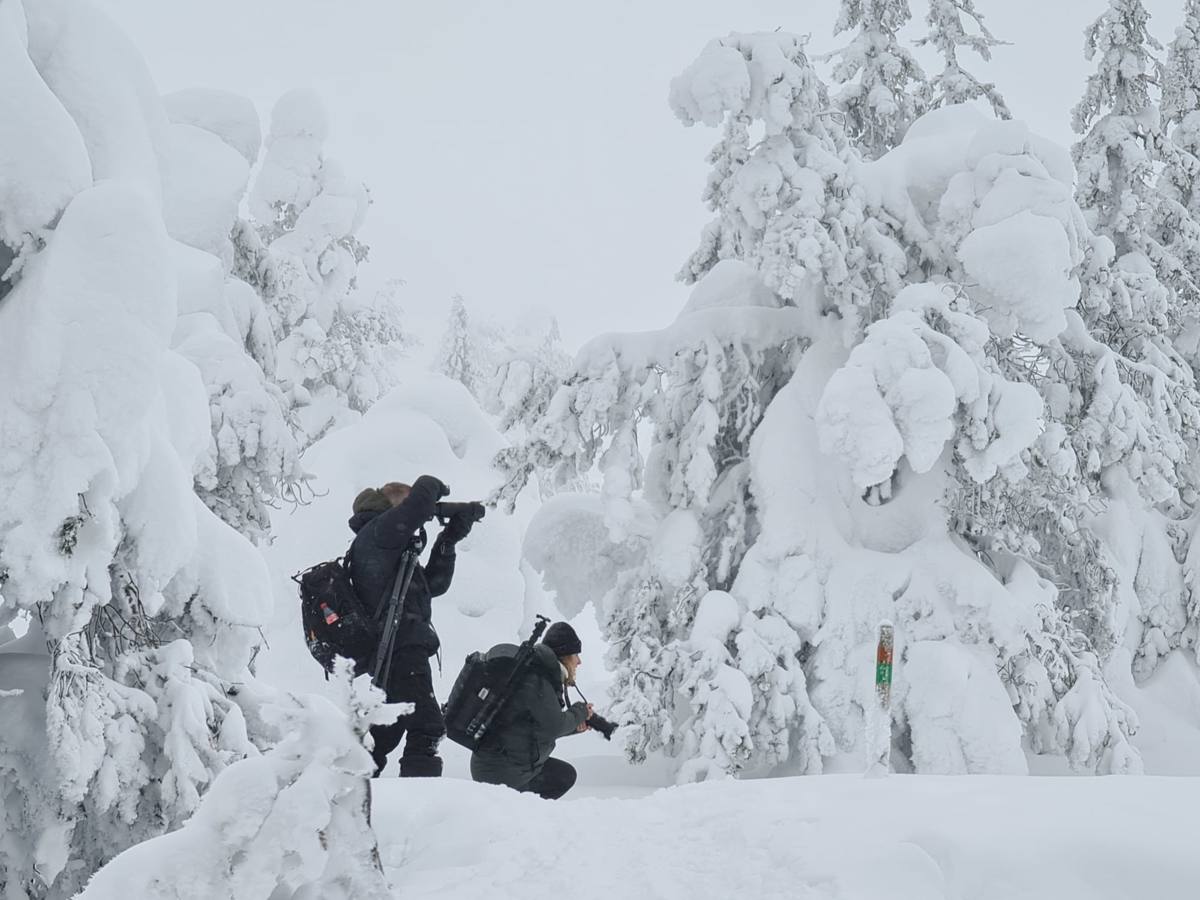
[321,602,339,625]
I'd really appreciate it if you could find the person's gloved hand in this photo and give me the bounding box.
[413,474,450,499]
[442,511,475,543]
[571,701,590,733]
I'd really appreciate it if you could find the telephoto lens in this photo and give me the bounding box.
[434,501,487,523]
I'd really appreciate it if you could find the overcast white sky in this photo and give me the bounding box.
[99,0,1190,350]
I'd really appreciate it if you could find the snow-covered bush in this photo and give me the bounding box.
[76,667,394,900]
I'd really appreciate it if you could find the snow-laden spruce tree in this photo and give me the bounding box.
[1074,0,1200,334]
[1162,1,1200,662]
[1163,0,1200,147]
[486,311,571,438]
[1072,0,1200,679]
[0,3,386,896]
[830,0,927,158]
[437,294,478,394]
[1160,0,1200,299]
[480,309,577,504]
[516,31,1174,780]
[234,89,406,449]
[671,33,907,338]
[918,0,1010,118]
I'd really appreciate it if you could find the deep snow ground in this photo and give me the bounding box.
[374,773,1199,900]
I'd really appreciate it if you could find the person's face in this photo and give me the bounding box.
[562,653,581,682]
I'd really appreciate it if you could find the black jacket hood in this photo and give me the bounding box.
[348,509,381,533]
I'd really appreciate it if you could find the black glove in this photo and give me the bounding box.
[413,474,450,499]
[442,511,475,543]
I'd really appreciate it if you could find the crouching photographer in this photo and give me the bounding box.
[347,474,485,777]
[469,622,617,800]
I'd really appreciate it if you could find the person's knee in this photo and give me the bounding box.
[540,759,577,800]
[558,761,578,794]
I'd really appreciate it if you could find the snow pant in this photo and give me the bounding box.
[522,758,577,800]
[370,652,444,778]
[470,753,577,800]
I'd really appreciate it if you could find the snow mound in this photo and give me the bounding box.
[376,775,1200,900]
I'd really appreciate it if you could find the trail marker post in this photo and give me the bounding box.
[866,620,894,777]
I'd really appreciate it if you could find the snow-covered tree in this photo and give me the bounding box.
[918,0,1011,118]
[452,304,575,507]
[0,4,383,896]
[234,89,405,449]
[1160,0,1200,292]
[487,312,570,438]
[830,0,928,158]
[513,31,1194,781]
[1071,0,1200,678]
[1164,2,1200,163]
[159,92,304,544]
[670,32,907,337]
[1073,0,1200,333]
[1163,1,1200,661]
[437,294,478,394]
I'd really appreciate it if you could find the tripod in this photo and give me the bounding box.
[370,538,423,690]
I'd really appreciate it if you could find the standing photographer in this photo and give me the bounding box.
[348,475,478,777]
[469,622,594,799]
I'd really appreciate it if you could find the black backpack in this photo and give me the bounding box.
[443,616,549,750]
[294,553,379,675]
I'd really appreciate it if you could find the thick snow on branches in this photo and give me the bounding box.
[513,25,1200,784]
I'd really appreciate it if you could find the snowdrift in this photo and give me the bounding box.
[376,773,1200,900]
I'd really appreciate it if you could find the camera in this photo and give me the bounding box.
[434,501,486,524]
[587,712,618,741]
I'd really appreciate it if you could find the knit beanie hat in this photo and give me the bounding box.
[352,487,390,514]
[543,621,582,657]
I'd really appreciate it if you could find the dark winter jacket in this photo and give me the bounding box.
[348,476,455,669]
[469,643,588,788]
